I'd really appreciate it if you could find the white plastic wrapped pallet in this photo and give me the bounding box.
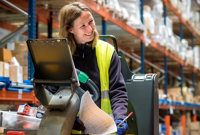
[118,0,143,30]
[151,1,164,43]
[181,0,191,20]
[194,46,200,69]
[106,0,121,15]
[143,5,155,37]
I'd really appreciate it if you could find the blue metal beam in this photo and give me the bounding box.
[102,0,107,36]
[28,0,36,80]
[140,0,144,24]
[179,23,183,40]
[180,65,183,95]
[179,22,183,95]
[140,0,145,73]
[163,4,168,94]
[105,0,107,4]
[164,5,167,25]
[102,18,107,35]
[140,42,145,73]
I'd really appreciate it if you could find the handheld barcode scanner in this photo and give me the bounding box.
[26,38,99,135]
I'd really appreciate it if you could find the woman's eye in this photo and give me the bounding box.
[81,25,85,28]
[89,20,93,24]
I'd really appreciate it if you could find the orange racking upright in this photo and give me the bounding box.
[181,114,186,135]
[193,114,197,122]
[165,115,170,135]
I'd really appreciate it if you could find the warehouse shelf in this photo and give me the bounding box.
[159,105,200,111]
[0,76,37,105]
[0,87,37,105]
[0,0,59,29]
[77,0,199,73]
[160,1,200,134]
[114,40,194,85]
[0,20,46,39]
[159,97,200,135]
[162,0,200,38]
[150,41,185,66]
[159,100,200,111]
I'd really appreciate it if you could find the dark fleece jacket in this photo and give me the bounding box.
[48,42,128,120]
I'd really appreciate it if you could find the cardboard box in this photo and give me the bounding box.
[3,62,9,77]
[167,87,183,102]
[0,127,4,134]
[23,66,28,80]
[190,131,200,135]
[0,48,12,63]
[190,122,200,130]
[12,42,28,66]
[194,96,200,104]
[0,61,3,76]
[9,65,23,83]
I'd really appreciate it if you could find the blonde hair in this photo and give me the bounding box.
[58,2,99,54]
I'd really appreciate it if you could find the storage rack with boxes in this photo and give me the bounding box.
[0,0,200,134]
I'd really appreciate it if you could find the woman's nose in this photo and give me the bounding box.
[86,25,93,32]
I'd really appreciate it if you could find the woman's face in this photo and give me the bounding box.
[69,11,95,44]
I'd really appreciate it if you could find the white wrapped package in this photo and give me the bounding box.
[194,46,200,69]
[143,5,155,37]
[107,0,121,15]
[185,47,194,65]
[118,0,143,29]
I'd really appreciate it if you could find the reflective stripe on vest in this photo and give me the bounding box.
[96,39,114,118]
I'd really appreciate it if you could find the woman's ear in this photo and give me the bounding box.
[68,28,74,34]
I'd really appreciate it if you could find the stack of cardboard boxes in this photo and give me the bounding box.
[189,122,200,135]
[0,48,12,78]
[167,87,184,103]
[0,41,28,83]
[12,41,28,81]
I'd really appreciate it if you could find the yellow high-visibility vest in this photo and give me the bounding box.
[96,39,114,118]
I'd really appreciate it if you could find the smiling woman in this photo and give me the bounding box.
[49,2,129,134]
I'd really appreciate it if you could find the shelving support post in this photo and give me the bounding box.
[181,113,186,135]
[163,4,168,94]
[140,0,145,73]
[36,20,38,39]
[28,0,36,80]
[48,11,53,38]
[165,114,170,135]
[193,114,197,122]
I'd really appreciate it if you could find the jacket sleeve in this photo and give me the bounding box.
[109,51,128,120]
